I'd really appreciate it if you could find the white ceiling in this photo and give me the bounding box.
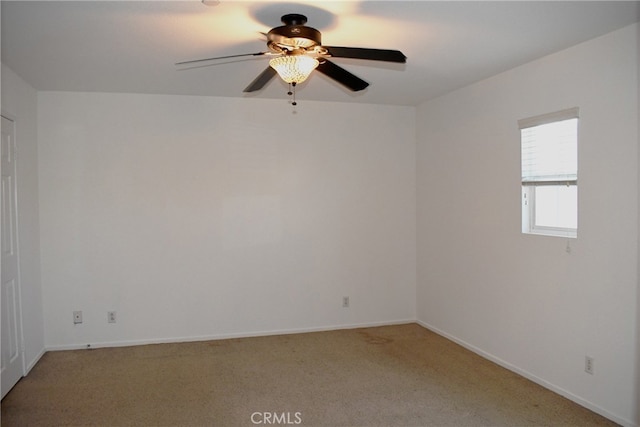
[2,1,639,106]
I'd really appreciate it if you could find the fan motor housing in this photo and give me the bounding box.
[267,14,321,52]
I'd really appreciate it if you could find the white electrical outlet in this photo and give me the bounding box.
[108,311,116,323]
[585,356,594,375]
[73,311,83,324]
[342,296,350,308]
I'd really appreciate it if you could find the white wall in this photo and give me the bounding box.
[1,64,45,371]
[636,21,640,427]
[417,23,639,426]
[37,93,416,348]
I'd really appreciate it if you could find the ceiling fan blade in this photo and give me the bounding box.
[243,66,277,92]
[316,60,369,92]
[176,52,268,66]
[323,46,406,63]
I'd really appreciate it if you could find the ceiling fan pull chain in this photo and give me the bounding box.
[286,82,298,111]
[291,82,298,106]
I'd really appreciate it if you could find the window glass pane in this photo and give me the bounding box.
[534,185,577,229]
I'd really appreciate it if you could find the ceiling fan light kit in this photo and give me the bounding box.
[177,13,407,104]
[269,54,319,84]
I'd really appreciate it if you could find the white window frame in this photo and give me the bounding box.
[520,107,579,238]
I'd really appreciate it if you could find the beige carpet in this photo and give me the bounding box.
[1,323,615,426]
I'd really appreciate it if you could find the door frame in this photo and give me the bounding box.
[1,112,27,398]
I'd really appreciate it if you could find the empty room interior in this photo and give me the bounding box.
[1,0,639,425]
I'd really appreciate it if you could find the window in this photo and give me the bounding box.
[520,107,578,238]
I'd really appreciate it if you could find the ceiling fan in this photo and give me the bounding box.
[176,13,407,98]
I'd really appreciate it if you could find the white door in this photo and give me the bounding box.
[1,115,24,399]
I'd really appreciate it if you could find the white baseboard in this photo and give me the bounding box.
[44,318,416,351]
[416,320,637,427]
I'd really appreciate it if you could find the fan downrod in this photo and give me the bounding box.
[281,14,307,26]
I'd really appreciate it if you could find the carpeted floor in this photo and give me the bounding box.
[1,323,616,426]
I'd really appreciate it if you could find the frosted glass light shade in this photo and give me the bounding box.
[269,55,319,84]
